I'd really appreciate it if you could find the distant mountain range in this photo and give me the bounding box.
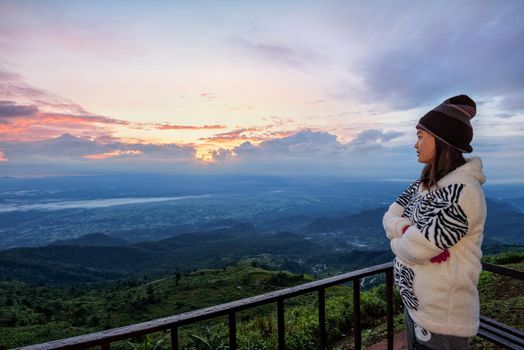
[49,232,129,247]
[0,197,522,286]
[289,199,524,248]
[0,224,337,284]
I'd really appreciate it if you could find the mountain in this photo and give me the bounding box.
[263,214,316,233]
[0,224,336,285]
[303,207,391,249]
[48,233,128,247]
[302,199,524,248]
[485,198,524,244]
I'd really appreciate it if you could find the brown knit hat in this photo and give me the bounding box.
[417,94,476,153]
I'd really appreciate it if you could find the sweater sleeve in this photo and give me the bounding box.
[414,183,471,250]
[383,202,412,240]
[395,179,421,208]
[382,180,419,240]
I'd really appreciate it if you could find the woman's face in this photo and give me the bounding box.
[415,128,436,164]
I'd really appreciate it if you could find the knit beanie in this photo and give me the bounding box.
[417,94,476,153]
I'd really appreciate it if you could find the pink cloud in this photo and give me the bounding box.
[0,109,125,142]
[155,124,227,130]
[0,70,89,115]
[201,126,295,144]
[83,149,142,160]
[200,92,218,100]
[0,70,236,146]
[226,105,255,112]
[0,100,38,117]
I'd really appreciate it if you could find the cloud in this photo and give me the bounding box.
[0,133,196,166]
[0,100,38,117]
[209,148,231,162]
[211,129,402,163]
[198,129,416,177]
[200,92,218,101]
[0,69,89,115]
[203,127,264,142]
[0,71,22,80]
[0,71,231,143]
[226,105,255,112]
[155,124,227,130]
[234,38,320,68]
[82,149,142,160]
[346,129,404,153]
[201,125,296,145]
[0,108,130,142]
[498,92,524,113]
[0,3,141,60]
[256,130,339,153]
[339,2,524,111]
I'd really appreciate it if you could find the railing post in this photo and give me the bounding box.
[229,312,237,350]
[318,288,326,350]
[353,278,361,350]
[171,326,178,350]
[277,298,286,350]
[386,268,394,350]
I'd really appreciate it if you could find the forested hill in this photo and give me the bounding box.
[1,252,522,349]
[0,224,395,285]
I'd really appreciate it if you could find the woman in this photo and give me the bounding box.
[383,95,487,350]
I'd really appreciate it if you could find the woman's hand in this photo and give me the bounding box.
[401,225,450,263]
[430,250,450,263]
[383,203,412,239]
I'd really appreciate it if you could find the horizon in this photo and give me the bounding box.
[1,0,523,180]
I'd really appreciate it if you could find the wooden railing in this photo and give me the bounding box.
[15,262,524,350]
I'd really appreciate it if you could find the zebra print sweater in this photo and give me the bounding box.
[383,156,487,337]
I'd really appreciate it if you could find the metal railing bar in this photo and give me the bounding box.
[479,316,524,338]
[170,326,178,350]
[229,312,237,350]
[277,298,285,350]
[479,322,524,346]
[477,328,523,349]
[318,288,326,350]
[353,278,361,350]
[482,262,524,280]
[385,269,394,350]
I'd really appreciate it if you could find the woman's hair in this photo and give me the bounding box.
[420,136,466,191]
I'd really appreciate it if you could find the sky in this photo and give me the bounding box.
[0,0,523,181]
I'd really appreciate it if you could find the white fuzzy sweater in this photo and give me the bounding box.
[383,156,487,337]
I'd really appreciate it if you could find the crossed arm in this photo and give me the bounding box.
[383,182,475,265]
[383,202,443,265]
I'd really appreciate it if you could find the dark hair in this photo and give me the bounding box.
[420,137,466,191]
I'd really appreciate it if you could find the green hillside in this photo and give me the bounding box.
[0,227,395,285]
[0,258,398,349]
[0,260,308,348]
